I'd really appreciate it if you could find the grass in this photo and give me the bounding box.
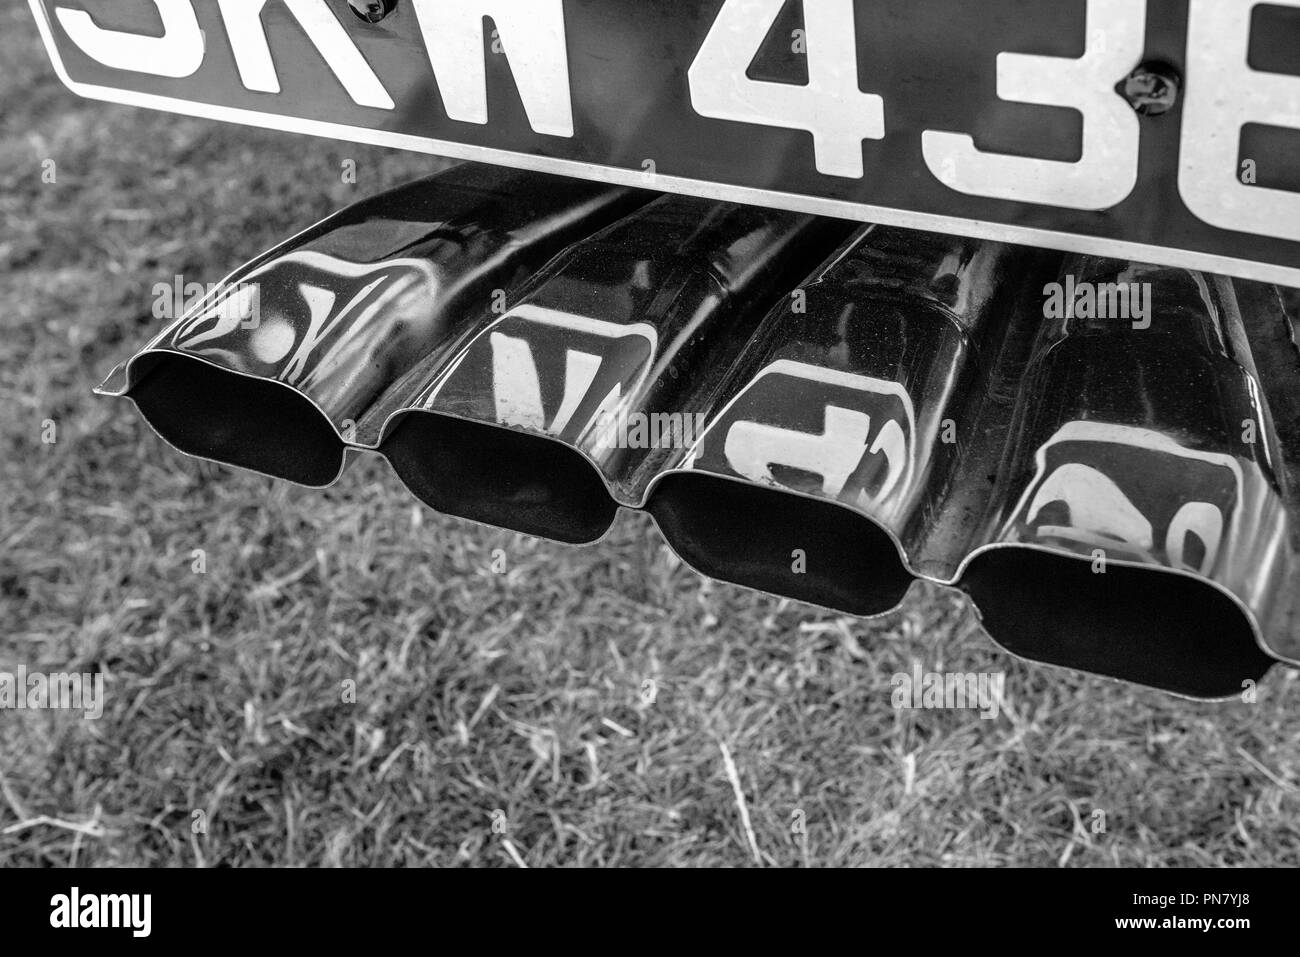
[1,4,1298,867]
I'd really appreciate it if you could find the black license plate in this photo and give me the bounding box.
[30,0,1300,286]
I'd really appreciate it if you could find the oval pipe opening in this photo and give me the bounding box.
[960,548,1275,699]
[647,473,915,617]
[126,353,347,487]
[381,411,619,544]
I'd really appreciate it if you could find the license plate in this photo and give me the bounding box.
[30,0,1300,286]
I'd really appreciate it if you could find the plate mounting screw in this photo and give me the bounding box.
[347,0,395,22]
[1121,62,1181,116]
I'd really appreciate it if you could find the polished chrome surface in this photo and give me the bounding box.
[96,164,652,485]
[647,226,1053,616]
[377,193,857,542]
[954,260,1292,696]
[97,171,1300,697]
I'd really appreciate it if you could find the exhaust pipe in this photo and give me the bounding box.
[94,166,1300,696]
[1232,279,1300,663]
[377,195,856,542]
[95,165,653,485]
[955,259,1291,697]
[646,226,1056,616]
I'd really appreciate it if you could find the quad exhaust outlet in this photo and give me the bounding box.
[98,166,1300,698]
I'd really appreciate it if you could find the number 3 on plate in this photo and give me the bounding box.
[1180,0,1300,243]
[921,0,1145,211]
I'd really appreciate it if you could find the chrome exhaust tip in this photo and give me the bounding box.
[103,351,351,487]
[647,225,1053,618]
[961,548,1275,699]
[378,194,856,543]
[954,260,1295,698]
[382,412,618,544]
[648,472,915,616]
[96,165,654,485]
